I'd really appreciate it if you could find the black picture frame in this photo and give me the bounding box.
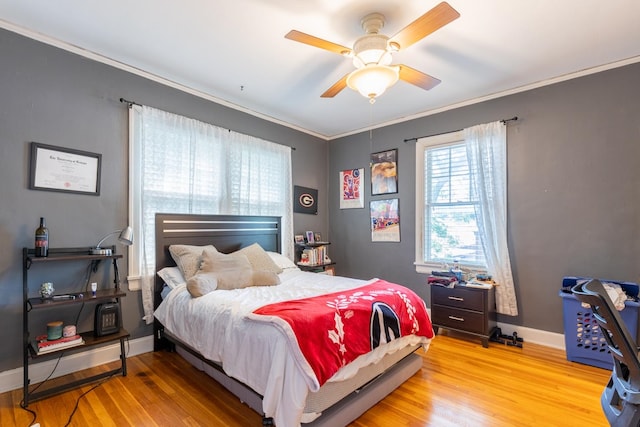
[371,149,398,196]
[29,142,102,196]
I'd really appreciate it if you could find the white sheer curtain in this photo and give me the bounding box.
[129,105,294,323]
[464,121,518,316]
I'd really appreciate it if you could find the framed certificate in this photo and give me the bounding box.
[29,142,102,195]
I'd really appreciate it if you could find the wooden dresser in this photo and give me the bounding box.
[430,284,496,347]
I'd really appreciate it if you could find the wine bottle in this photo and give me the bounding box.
[35,217,49,257]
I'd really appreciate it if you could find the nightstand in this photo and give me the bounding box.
[430,284,496,347]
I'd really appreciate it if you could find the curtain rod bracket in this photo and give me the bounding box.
[119,97,141,108]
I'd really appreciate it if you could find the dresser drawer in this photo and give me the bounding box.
[431,305,486,335]
[431,285,484,311]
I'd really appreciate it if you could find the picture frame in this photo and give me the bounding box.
[305,231,315,244]
[370,149,398,196]
[314,232,322,243]
[294,234,305,244]
[339,168,364,209]
[370,198,400,242]
[29,142,102,196]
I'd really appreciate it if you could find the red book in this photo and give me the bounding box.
[34,334,84,353]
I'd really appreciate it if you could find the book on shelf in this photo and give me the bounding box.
[298,246,330,266]
[33,334,85,354]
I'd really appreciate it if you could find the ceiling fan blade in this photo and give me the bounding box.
[398,65,441,91]
[389,2,460,51]
[285,30,352,56]
[321,74,349,98]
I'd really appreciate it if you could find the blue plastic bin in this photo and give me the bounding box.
[560,277,639,370]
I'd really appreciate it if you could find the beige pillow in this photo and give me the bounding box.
[200,248,253,290]
[186,273,218,298]
[169,244,218,279]
[235,243,283,274]
[251,269,280,287]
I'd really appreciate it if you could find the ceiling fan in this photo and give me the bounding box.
[285,1,460,103]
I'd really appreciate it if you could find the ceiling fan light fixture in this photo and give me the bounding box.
[352,33,392,68]
[347,64,399,101]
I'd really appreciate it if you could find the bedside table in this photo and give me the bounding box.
[430,284,496,347]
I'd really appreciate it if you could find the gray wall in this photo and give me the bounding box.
[0,28,328,372]
[1,26,638,374]
[329,62,640,333]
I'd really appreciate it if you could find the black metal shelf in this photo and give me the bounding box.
[27,289,126,310]
[22,246,128,407]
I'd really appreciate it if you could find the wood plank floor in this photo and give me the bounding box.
[1,332,611,427]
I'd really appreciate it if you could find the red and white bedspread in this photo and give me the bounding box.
[249,279,433,389]
[154,270,432,427]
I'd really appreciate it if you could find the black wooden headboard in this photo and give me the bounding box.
[154,212,281,297]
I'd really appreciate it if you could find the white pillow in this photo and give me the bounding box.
[267,251,299,271]
[157,266,186,289]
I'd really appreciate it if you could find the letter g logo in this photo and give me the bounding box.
[299,193,315,208]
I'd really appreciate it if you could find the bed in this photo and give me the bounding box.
[153,213,433,426]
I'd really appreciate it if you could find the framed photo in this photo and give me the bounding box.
[29,142,101,196]
[340,168,364,209]
[294,234,305,244]
[305,231,315,244]
[370,149,397,196]
[370,198,400,242]
[314,232,322,243]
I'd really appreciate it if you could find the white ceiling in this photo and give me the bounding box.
[1,0,639,140]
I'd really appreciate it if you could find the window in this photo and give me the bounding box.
[415,131,486,272]
[128,105,293,322]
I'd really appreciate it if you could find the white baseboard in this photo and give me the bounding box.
[496,322,566,350]
[427,308,567,350]
[0,335,154,395]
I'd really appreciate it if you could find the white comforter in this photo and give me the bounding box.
[154,269,429,427]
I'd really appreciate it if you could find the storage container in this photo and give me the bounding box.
[560,276,639,370]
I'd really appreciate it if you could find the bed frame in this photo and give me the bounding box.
[154,213,423,426]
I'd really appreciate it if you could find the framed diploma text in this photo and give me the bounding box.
[29,142,102,196]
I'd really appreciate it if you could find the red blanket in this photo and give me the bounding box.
[250,279,433,388]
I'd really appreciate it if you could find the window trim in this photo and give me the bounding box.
[415,130,486,275]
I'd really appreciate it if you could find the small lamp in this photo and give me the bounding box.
[90,226,134,255]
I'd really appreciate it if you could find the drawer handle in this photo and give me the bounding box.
[448,316,465,322]
[448,296,464,302]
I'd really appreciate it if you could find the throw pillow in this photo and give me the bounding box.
[235,243,283,274]
[169,244,218,279]
[186,272,219,298]
[200,248,253,290]
[251,269,281,287]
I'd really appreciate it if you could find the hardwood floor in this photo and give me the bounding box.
[1,332,611,427]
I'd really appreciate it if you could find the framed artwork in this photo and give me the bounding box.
[370,198,400,242]
[29,142,102,195]
[293,185,318,214]
[370,149,398,196]
[339,168,364,209]
[294,235,305,244]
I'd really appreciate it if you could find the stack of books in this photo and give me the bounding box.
[33,334,85,355]
[299,246,330,266]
